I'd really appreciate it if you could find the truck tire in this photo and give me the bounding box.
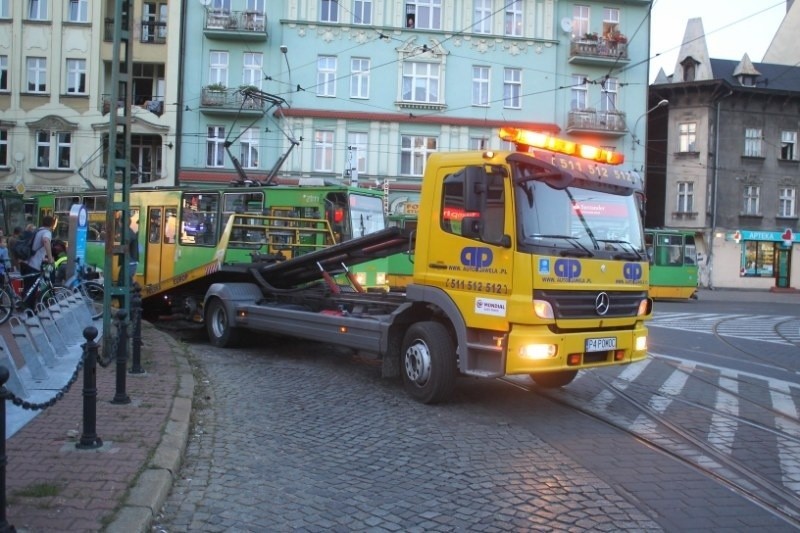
[401,321,456,404]
[206,297,242,347]
[530,370,578,388]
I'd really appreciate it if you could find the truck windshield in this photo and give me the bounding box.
[348,194,386,238]
[515,179,645,258]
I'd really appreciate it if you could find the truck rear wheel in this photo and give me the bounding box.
[401,322,456,404]
[530,370,578,388]
[206,297,241,347]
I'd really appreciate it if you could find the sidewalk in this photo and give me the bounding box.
[3,323,194,533]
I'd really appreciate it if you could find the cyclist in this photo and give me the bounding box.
[20,215,55,309]
[52,239,68,286]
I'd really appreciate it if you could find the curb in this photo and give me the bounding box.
[103,332,195,533]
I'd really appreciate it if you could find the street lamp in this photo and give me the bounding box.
[631,99,668,169]
[280,45,292,104]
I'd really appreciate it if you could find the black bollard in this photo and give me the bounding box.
[129,283,144,375]
[111,310,131,405]
[0,366,16,532]
[77,327,103,450]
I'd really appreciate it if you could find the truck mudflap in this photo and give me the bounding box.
[504,323,648,375]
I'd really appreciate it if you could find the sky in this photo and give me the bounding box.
[648,0,788,82]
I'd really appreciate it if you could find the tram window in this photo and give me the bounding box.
[180,193,219,246]
[164,209,177,244]
[149,209,162,244]
[655,235,683,266]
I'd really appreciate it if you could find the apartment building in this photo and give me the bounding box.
[178,0,652,214]
[0,0,180,196]
[648,13,800,290]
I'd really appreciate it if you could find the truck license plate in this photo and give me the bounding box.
[585,337,616,352]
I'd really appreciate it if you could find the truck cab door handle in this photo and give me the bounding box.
[429,263,447,270]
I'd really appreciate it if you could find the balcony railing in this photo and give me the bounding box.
[569,38,628,63]
[566,109,627,135]
[204,9,268,37]
[141,20,167,44]
[103,17,131,42]
[200,88,266,111]
[100,94,164,116]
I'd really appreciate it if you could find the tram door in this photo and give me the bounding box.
[145,206,177,285]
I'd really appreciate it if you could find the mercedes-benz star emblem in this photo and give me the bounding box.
[595,292,610,316]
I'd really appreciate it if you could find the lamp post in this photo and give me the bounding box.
[631,99,668,171]
[280,45,292,104]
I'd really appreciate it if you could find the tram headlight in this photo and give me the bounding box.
[376,272,387,285]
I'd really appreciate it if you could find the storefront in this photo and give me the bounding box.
[708,228,799,290]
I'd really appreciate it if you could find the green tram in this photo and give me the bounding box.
[644,228,699,300]
[33,184,389,290]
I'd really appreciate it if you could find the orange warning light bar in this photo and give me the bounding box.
[498,127,625,165]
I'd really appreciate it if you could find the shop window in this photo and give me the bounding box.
[741,240,776,277]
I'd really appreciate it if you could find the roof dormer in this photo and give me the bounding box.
[733,53,762,87]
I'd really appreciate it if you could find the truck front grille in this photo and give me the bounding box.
[534,289,645,319]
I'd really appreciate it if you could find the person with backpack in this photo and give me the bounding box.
[19,216,55,309]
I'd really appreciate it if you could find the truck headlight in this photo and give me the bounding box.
[521,344,557,359]
[533,299,554,319]
[635,336,647,351]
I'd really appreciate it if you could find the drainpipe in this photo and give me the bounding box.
[707,89,733,289]
[174,0,188,185]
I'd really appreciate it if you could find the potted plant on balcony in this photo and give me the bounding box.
[583,32,598,41]
[609,31,627,44]
[203,83,226,106]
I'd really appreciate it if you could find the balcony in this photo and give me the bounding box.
[140,20,167,44]
[569,36,629,66]
[566,109,627,137]
[203,9,268,41]
[100,94,164,116]
[200,87,266,115]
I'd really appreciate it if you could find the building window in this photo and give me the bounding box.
[242,53,262,88]
[68,0,88,22]
[347,132,368,174]
[402,61,440,104]
[781,131,797,161]
[504,0,522,36]
[27,57,47,93]
[400,135,437,176]
[350,58,370,99]
[571,75,587,110]
[314,130,334,172]
[28,0,48,20]
[206,126,225,167]
[600,77,617,112]
[405,0,442,30]
[353,0,372,24]
[503,68,521,109]
[677,181,693,212]
[779,187,796,217]
[317,56,337,97]
[679,122,696,152]
[0,56,7,91]
[573,5,589,38]
[35,130,71,169]
[473,0,492,34]
[66,59,86,94]
[0,0,8,18]
[210,0,230,13]
[472,66,489,107]
[469,137,489,150]
[743,185,760,215]
[240,128,259,169]
[208,51,229,87]
[602,7,620,38]
[0,129,7,167]
[744,128,762,157]
[742,241,775,278]
[320,0,338,23]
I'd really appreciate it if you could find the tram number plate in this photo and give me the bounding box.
[585,337,616,352]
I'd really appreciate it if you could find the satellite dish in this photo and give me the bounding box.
[560,18,573,34]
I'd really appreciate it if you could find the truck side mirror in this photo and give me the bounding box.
[463,167,488,213]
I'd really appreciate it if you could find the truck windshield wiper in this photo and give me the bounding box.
[596,239,645,260]
[530,234,595,257]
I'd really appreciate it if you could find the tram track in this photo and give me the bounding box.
[499,371,800,529]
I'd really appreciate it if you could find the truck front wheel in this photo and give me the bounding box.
[206,297,242,347]
[530,370,578,388]
[401,322,456,404]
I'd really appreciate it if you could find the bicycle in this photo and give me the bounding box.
[60,257,105,321]
[0,264,72,325]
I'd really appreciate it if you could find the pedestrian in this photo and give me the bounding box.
[20,216,55,309]
[0,237,10,286]
[7,226,22,272]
